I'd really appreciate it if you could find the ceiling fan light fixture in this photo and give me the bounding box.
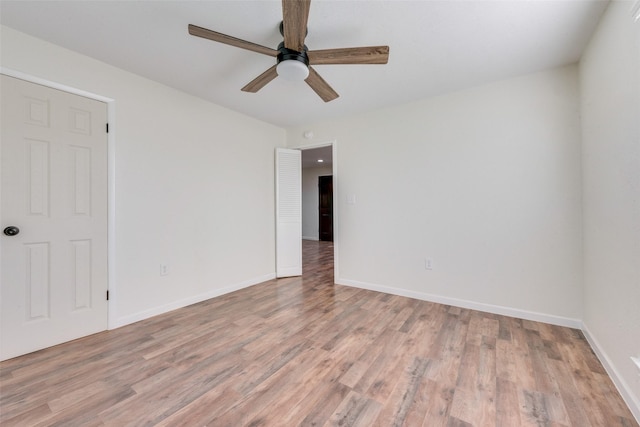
[276,59,309,81]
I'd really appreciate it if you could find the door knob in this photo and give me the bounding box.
[3,226,20,236]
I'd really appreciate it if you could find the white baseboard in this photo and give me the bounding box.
[335,277,582,329]
[302,236,319,241]
[110,272,276,329]
[582,324,640,424]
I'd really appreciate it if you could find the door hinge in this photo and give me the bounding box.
[106,290,110,301]
[106,123,109,133]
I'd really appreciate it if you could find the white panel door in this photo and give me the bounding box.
[0,75,108,361]
[275,148,302,278]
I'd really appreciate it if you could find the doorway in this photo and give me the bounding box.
[301,145,333,241]
[300,143,336,277]
[318,175,333,241]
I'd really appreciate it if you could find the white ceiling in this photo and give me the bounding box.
[0,0,608,128]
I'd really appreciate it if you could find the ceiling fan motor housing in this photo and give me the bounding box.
[276,41,309,67]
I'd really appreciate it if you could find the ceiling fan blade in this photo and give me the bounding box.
[308,46,390,65]
[188,24,279,57]
[241,65,279,93]
[305,67,339,102]
[282,0,311,52]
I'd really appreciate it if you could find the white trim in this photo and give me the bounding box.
[293,140,339,281]
[582,324,640,424]
[302,236,319,241]
[332,142,339,282]
[0,67,113,103]
[110,273,276,329]
[0,67,119,330]
[106,102,117,330]
[292,140,337,151]
[335,277,582,329]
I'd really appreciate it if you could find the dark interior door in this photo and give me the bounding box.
[318,175,333,242]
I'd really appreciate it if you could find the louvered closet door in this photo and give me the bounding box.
[0,75,108,361]
[275,148,302,278]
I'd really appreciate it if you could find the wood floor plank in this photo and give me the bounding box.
[286,380,352,426]
[41,386,135,427]
[449,336,497,426]
[0,240,636,426]
[0,403,52,427]
[324,390,382,427]
[208,342,327,426]
[373,357,431,426]
[352,329,408,395]
[496,378,522,427]
[421,382,456,427]
[246,345,349,425]
[153,384,242,427]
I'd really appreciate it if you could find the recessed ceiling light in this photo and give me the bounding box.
[317,159,324,163]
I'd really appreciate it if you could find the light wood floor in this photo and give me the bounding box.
[0,240,637,426]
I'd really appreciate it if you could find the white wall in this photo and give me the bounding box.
[302,166,333,240]
[1,26,286,327]
[287,65,584,326]
[580,0,640,418]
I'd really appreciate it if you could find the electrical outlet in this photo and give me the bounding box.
[425,258,433,270]
[160,264,169,276]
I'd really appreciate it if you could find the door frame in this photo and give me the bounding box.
[294,140,338,280]
[1,67,117,329]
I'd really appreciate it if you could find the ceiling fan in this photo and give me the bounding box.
[188,0,389,102]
